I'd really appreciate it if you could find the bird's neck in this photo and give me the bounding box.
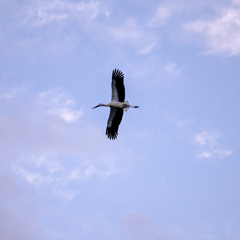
[100,103,108,107]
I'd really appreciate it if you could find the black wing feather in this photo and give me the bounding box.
[106,108,123,140]
[112,69,125,102]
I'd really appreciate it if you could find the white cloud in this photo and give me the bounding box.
[148,2,187,28]
[0,87,26,99]
[13,151,135,201]
[162,63,182,79]
[17,167,55,187]
[22,0,108,26]
[199,150,233,159]
[194,130,232,159]
[149,6,172,27]
[184,4,240,55]
[0,0,111,58]
[128,57,183,87]
[1,0,176,57]
[110,19,157,55]
[137,42,156,55]
[195,130,220,146]
[38,88,83,123]
[0,86,137,201]
[165,113,194,128]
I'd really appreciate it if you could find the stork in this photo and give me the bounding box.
[93,69,139,140]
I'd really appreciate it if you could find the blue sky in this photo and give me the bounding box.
[1,0,240,239]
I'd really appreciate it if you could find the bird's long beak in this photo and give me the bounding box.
[92,104,100,109]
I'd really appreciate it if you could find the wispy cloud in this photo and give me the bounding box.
[1,86,137,200]
[128,57,183,87]
[149,6,172,27]
[0,0,162,57]
[22,0,109,26]
[38,88,83,123]
[165,113,194,128]
[0,0,110,57]
[184,2,240,56]
[5,0,240,58]
[1,0,192,58]
[194,130,232,159]
[161,62,183,79]
[13,151,123,201]
[0,87,26,99]
[109,19,157,55]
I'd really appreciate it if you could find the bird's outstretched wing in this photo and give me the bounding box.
[111,69,125,102]
[106,108,123,140]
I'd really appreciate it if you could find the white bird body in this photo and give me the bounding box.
[93,69,139,140]
[108,101,125,108]
[102,100,131,111]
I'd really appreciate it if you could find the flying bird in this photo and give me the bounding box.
[93,69,139,140]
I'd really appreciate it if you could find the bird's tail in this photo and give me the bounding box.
[123,100,130,112]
